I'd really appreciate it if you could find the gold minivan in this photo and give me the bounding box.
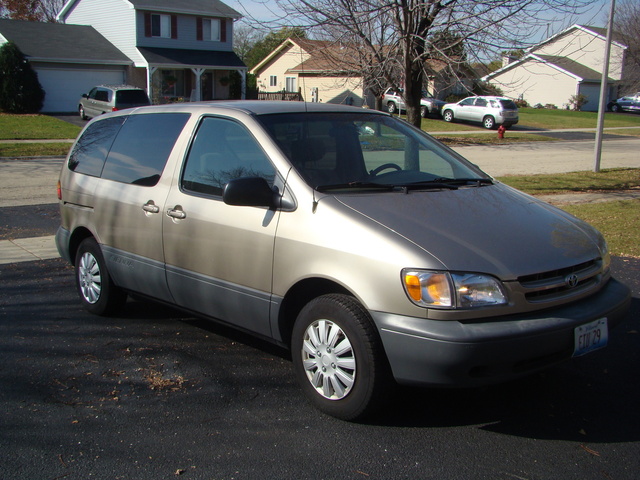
[56,102,630,420]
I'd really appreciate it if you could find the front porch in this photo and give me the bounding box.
[136,47,247,104]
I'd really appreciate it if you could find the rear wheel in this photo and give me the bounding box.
[443,110,454,122]
[483,115,496,129]
[292,294,392,421]
[75,238,126,315]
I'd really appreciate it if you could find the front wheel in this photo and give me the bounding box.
[611,104,620,113]
[75,238,127,315]
[443,110,454,122]
[292,294,392,421]
[420,105,427,117]
[79,105,88,120]
[387,101,397,114]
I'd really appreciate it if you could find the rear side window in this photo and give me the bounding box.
[101,113,190,186]
[68,116,125,176]
[115,89,150,106]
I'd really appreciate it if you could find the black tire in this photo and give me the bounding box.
[291,294,393,421]
[79,105,88,120]
[420,105,427,118]
[443,109,454,122]
[74,238,127,316]
[387,101,397,114]
[611,103,620,113]
[483,116,496,129]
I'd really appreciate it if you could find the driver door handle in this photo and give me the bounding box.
[167,206,187,220]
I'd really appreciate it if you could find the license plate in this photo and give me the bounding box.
[573,318,608,357]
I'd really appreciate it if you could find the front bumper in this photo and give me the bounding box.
[372,277,631,387]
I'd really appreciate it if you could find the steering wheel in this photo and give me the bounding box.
[369,163,402,176]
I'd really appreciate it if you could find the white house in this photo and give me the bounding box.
[250,38,366,106]
[57,0,247,105]
[482,25,628,111]
[0,18,132,112]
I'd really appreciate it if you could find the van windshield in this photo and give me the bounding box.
[258,112,488,189]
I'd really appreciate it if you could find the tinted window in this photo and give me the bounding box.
[101,113,190,186]
[95,89,110,102]
[115,90,150,106]
[499,99,517,110]
[182,117,275,196]
[68,116,125,176]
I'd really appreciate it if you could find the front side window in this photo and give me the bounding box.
[182,117,276,196]
[101,113,190,186]
[259,113,486,189]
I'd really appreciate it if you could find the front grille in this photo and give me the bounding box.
[518,259,603,303]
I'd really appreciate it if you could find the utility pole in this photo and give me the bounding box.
[593,0,616,173]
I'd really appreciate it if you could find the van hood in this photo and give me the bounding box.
[333,183,603,279]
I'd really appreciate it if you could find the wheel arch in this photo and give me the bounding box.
[276,277,353,348]
[67,227,96,266]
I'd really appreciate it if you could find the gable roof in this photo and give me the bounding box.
[0,18,131,65]
[58,0,242,19]
[529,24,627,54]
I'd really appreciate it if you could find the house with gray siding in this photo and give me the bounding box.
[57,0,247,105]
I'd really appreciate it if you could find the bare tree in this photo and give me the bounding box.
[254,0,598,127]
[614,0,640,93]
[0,0,64,22]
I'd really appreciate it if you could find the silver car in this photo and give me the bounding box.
[608,92,640,113]
[442,95,519,129]
[56,101,630,421]
[382,87,445,117]
[78,84,150,120]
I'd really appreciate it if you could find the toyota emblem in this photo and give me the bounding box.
[565,274,579,288]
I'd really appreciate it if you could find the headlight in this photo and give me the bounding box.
[402,269,507,309]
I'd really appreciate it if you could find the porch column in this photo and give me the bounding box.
[238,69,246,99]
[191,68,205,102]
[147,66,157,104]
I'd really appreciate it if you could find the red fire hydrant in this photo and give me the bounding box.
[497,125,506,139]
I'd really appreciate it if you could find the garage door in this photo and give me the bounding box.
[578,84,602,112]
[35,68,125,113]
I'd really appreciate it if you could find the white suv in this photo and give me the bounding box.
[382,87,445,117]
[442,96,519,129]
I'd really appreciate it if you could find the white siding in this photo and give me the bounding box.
[62,0,143,65]
[254,43,310,91]
[533,29,625,81]
[488,60,579,109]
[300,76,364,106]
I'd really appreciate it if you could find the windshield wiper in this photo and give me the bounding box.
[315,182,396,192]
[432,177,493,186]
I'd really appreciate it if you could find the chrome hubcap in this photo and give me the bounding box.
[78,252,101,304]
[301,319,356,400]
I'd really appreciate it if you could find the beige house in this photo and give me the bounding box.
[482,25,628,111]
[250,38,366,106]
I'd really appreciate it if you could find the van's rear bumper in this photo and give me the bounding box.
[372,277,631,387]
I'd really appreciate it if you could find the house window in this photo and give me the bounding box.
[285,77,296,93]
[269,76,277,87]
[203,19,220,41]
[197,17,226,42]
[145,13,177,39]
[152,14,171,38]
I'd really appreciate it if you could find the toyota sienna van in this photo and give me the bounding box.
[56,101,630,420]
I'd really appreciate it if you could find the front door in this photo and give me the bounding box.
[162,115,280,336]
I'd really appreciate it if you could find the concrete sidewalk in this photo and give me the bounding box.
[0,235,59,264]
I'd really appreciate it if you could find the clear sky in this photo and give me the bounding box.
[226,0,615,38]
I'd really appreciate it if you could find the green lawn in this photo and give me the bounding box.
[0,142,73,157]
[0,114,81,140]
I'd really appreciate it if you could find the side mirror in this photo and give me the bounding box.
[82,93,89,98]
[223,177,279,209]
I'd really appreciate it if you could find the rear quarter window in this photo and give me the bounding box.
[101,113,190,186]
[68,116,125,176]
